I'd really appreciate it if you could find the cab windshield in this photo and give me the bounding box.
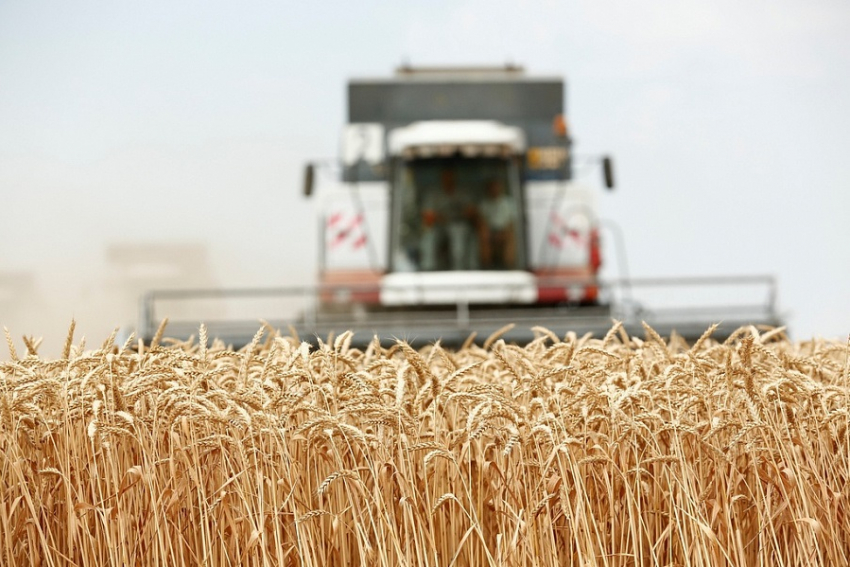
[390,156,526,273]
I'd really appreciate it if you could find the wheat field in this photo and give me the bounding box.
[1,321,848,566]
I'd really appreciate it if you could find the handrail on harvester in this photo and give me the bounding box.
[138,274,781,345]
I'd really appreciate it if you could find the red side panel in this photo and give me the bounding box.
[589,228,602,273]
[536,285,568,303]
[319,270,382,305]
[534,267,599,305]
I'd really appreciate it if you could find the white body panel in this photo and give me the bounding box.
[525,180,598,269]
[342,123,385,166]
[381,271,537,306]
[388,121,526,156]
[320,181,389,271]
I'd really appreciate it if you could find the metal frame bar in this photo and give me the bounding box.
[139,274,780,345]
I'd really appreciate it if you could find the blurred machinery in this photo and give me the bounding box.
[138,65,782,346]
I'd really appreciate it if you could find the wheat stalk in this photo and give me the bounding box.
[0,323,846,566]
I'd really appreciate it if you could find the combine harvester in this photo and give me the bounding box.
[138,65,782,347]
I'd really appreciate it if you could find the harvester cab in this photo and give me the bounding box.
[309,65,607,316]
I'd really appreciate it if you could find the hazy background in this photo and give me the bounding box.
[2,0,848,354]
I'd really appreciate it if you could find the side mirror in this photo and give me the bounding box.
[303,163,315,197]
[602,156,615,190]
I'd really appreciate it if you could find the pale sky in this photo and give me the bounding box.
[1,0,848,352]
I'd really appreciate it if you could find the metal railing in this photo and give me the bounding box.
[139,274,780,343]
